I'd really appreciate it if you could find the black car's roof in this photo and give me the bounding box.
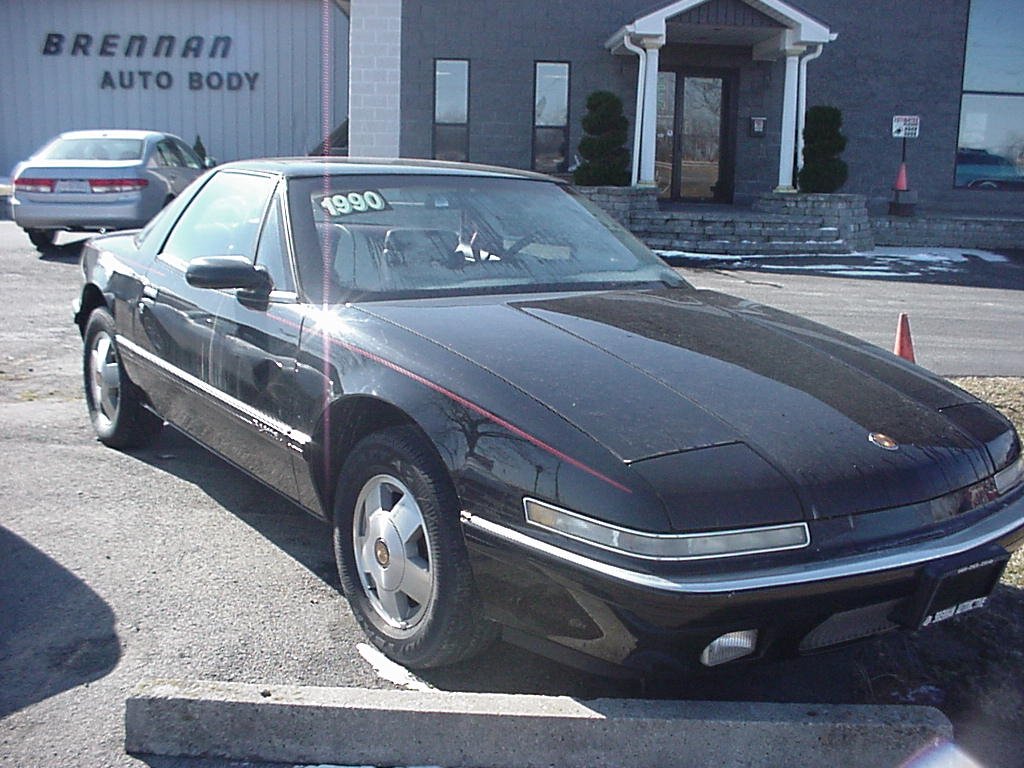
[221,156,566,183]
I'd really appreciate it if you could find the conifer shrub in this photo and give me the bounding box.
[573,91,630,186]
[798,105,848,193]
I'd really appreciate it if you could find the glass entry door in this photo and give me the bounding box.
[656,71,732,202]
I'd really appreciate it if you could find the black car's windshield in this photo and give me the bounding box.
[288,174,685,301]
[37,137,145,161]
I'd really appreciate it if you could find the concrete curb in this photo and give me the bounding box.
[125,678,953,768]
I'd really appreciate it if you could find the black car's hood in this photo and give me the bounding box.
[358,287,1002,520]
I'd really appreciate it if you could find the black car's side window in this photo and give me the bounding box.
[160,171,276,266]
[255,195,296,293]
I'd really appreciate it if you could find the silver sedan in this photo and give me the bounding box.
[11,129,213,250]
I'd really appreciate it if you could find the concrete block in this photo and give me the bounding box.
[125,679,953,768]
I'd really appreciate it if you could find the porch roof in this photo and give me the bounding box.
[606,0,832,57]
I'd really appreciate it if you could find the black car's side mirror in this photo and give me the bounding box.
[186,255,272,295]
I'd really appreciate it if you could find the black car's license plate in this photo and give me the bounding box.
[898,543,1009,629]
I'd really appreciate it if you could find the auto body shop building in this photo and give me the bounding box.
[348,0,1024,215]
[4,0,1021,218]
[0,0,349,177]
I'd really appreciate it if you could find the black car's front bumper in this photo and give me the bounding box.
[461,483,1024,676]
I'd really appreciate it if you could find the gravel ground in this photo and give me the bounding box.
[951,377,1024,589]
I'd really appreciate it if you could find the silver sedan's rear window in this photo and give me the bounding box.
[37,138,144,161]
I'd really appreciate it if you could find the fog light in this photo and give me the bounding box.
[700,630,758,667]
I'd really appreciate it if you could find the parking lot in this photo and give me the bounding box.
[1,221,1022,767]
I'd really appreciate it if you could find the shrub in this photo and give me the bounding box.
[798,105,848,193]
[573,91,630,187]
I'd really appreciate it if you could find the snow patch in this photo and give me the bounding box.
[356,642,433,692]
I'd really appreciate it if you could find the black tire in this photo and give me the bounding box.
[82,308,162,449]
[25,228,55,251]
[333,425,496,668]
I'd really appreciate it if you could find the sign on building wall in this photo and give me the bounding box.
[0,0,349,177]
[40,32,260,92]
[891,115,921,139]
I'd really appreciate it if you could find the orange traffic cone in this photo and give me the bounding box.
[894,162,909,192]
[894,312,916,363]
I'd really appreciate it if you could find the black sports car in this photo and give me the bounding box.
[75,159,1024,675]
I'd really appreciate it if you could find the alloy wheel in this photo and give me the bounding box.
[89,331,121,431]
[352,473,434,629]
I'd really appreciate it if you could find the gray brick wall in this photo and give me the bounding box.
[398,0,1024,217]
[401,1,658,166]
[350,0,402,158]
[796,0,1023,216]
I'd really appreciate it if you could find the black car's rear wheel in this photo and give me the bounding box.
[333,426,496,668]
[83,308,162,449]
[24,228,55,251]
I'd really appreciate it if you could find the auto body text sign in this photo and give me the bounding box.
[41,32,259,92]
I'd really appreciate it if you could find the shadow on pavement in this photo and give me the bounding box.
[128,427,339,590]
[663,250,1024,291]
[0,526,121,718]
[36,238,86,264]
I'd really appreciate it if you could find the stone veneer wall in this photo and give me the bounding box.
[753,193,875,252]
[565,187,1024,254]
[574,186,659,229]
[871,216,1024,250]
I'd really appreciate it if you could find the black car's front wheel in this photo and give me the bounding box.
[82,308,162,449]
[333,426,496,668]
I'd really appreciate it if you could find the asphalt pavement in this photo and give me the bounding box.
[670,247,1024,376]
[1,222,1022,767]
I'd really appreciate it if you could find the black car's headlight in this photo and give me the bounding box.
[524,497,809,560]
[995,454,1024,495]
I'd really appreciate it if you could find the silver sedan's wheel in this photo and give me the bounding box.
[333,425,497,668]
[353,473,435,629]
[82,308,162,449]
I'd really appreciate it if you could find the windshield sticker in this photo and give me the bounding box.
[318,190,389,217]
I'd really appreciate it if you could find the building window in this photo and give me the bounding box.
[533,62,570,174]
[955,0,1024,190]
[434,59,469,162]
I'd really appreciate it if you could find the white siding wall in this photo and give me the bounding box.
[0,0,349,175]
[348,0,401,158]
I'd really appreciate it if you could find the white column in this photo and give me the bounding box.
[776,50,801,192]
[797,44,825,176]
[621,35,646,187]
[638,43,661,186]
[349,0,402,158]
